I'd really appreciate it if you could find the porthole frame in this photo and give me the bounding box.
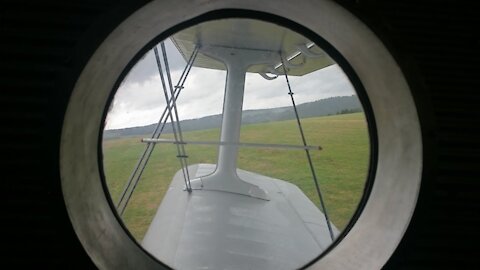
[60,1,422,269]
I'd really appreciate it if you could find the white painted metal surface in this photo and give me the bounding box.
[143,20,337,268]
[143,164,339,270]
[186,46,283,200]
[141,36,337,269]
[171,19,334,76]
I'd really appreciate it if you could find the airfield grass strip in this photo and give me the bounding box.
[102,112,370,240]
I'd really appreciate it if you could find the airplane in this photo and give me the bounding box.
[114,18,343,270]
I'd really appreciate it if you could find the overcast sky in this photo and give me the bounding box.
[105,40,356,130]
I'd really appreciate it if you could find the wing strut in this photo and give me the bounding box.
[156,42,192,193]
[280,54,335,241]
[116,45,198,216]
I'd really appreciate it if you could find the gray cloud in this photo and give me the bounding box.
[106,62,356,130]
[122,40,186,85]
[106,68,227,129]
[243,65,354,110]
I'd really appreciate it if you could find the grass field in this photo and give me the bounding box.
[102,112,370,241]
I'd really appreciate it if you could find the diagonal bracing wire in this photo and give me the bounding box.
[116,45,198,216]
[280,54,335,241]
[157,42,192,192]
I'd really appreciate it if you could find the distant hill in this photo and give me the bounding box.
[103,95,362,139]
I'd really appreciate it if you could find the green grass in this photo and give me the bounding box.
[102,112,370,240]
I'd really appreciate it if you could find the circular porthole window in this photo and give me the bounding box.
[102,18,372,270]
[60,1,422,269]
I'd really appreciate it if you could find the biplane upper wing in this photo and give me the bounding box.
[170,18,334,76]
